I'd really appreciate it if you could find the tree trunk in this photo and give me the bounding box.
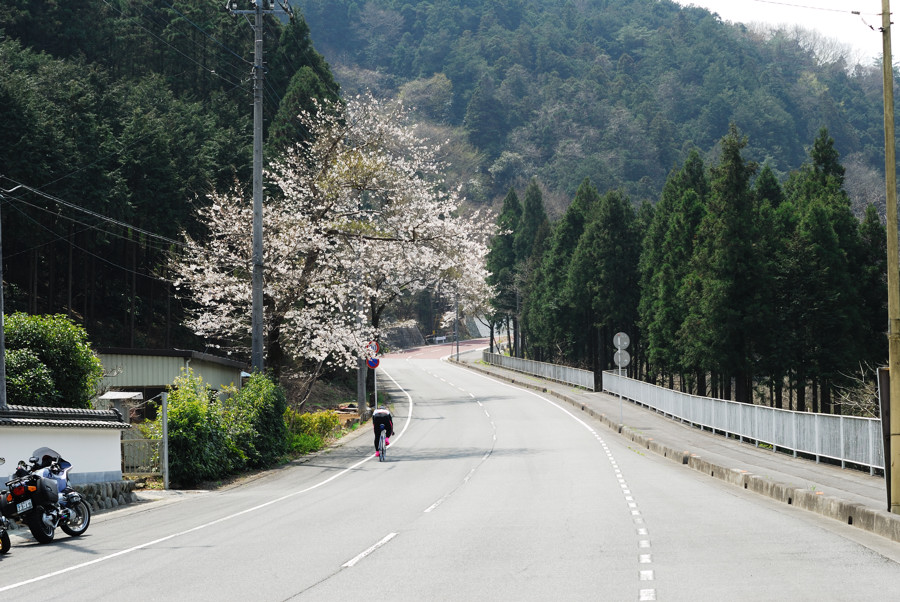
[796,373,806,413]
[590,324,599,392]
[823,381,835,414]
[734,371,749,404]
[512,315,519,357]
[696,371,707,397]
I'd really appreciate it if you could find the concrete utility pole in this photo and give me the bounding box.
[880,0,900,514]
[226,0,293,373]
[0,192,6,409]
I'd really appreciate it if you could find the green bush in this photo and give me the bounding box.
[158,369,236,487]
[222,373,289,469]
[289,433,325,454]
[147,372,343,486]
[4,312,103,408]
[284,408,340,438]
[284,408,341,455]
[5,349,56,406]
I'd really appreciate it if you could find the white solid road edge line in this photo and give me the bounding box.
[1,371,416,594]
[342,532,398,568]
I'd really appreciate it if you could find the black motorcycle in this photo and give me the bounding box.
[0,458,9,554]
[1,448,91,544]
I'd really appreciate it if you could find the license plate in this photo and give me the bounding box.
[16,498,32,514]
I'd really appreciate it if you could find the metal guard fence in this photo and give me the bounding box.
[121,439,162,476]
[482,351,595,389]
[482,351,884,473]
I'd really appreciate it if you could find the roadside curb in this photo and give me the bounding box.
[456,359,900,544]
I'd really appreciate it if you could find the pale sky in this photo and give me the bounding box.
[675,0,888,65]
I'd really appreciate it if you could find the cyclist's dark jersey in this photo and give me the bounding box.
[372,408,394,450]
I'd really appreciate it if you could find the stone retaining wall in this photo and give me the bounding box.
[6,480,139,534]
[74,479,140,511]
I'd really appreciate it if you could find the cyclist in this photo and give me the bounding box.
[372,407,394,457]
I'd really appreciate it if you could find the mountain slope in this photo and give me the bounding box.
[296,0,887,211]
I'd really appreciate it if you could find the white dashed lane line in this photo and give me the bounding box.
[598,426,656,600]
[416,360,659,600]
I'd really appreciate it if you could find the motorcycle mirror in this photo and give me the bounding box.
[0,457,4,466]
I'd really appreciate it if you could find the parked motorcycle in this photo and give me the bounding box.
[0,448,91,544]
[0,458,9,554]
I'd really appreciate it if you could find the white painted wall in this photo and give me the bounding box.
[0,427,123,484]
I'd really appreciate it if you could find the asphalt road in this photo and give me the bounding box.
[2,344,899,601]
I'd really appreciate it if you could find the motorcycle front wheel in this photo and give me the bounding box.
[60,500,91,537]
[1,529,9,554]
[26,510,56,544]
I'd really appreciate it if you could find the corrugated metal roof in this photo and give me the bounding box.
[97,348,246,368]
[0,405,130,430]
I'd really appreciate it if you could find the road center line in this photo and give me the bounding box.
[458,362,657,600]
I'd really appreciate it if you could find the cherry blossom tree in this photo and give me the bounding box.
[172,94,493,389]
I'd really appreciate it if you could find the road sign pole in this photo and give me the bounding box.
[613,332,631,430]
[618,360,623,427]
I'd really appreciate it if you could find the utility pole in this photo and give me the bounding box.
[0,192,6,409]
[455,290,460,362]
[0,185,14,409]
[880,0,900,514]
[226,0,293,373]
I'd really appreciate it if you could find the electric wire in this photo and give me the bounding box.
[99,0,250,91]
[159,0,250,65]
[1,198,169,282]
[0,189,181,256]
[0,177,183,248]
[732,0,879,16]
[131,2,253,91]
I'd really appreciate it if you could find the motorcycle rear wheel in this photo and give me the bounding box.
[60,500,91,537]
[26,511,56,544]
[1,529,9,554]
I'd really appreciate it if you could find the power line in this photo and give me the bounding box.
[727,0,879,16]
[0,177,183,247]
[159,0,249,65]
[99,0,249,90]
[2,199,169,282]
[0,189,180,255]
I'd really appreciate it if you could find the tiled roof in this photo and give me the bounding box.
[0,405,130,430]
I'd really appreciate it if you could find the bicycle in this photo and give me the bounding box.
[378,426,387,462]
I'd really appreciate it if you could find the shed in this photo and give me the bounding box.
[97,348,247,410]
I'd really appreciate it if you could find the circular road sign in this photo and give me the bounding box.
[366,340,380,355]
[613,332,630,350]
[614,349,631,368]
[366,357,380,369]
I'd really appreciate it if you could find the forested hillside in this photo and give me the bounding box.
[296,0,888,212]
[0,1,338,349]
[0,0,894,401]
[488,126,887,414]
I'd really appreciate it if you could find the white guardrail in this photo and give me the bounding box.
[482,351,885,473]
